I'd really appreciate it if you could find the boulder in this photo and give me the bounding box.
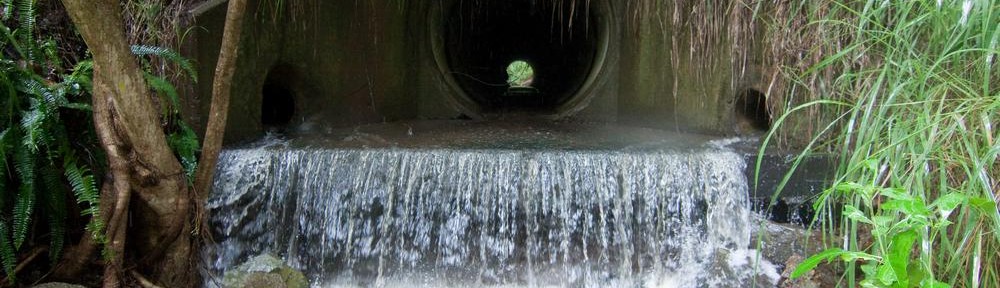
[222,254,307,288]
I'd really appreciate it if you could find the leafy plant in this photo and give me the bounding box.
[762,1,1000,287]
[0,49,101,281]
[132,44,200,182]
[0,0,102,282]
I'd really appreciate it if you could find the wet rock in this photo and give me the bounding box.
[752,219,823,264]
[709,248,783,288]
[222,254,307,288]
[750,219,841,287]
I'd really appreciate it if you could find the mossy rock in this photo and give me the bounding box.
[222,254,307,288]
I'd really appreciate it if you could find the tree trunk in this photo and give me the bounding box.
[61,0,198,286]
[194,0,248,202]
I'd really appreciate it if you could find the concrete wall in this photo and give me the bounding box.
[190,0,760,144]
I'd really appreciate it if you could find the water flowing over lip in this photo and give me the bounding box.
[204,122,779,287]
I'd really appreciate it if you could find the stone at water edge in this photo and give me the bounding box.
[222,254,307,288]
[753,219,823,265]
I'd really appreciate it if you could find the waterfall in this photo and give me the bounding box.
[205,140,778,287]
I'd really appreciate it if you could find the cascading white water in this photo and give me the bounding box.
[205,138,779,287]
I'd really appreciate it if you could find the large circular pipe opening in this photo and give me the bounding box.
[432,0,611,117]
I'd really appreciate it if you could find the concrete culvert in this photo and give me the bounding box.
[433,0,612,116]
[261,65,296,127]
[735,89,770,132]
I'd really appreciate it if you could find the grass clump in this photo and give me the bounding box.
[764,1,1000,287]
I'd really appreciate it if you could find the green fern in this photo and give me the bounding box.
[1,0,13,21]
[64,60,93,94]
[134,45,200,183]
[11,144,35,249]
[167,122,200,182]
[0,129,8,210]
[145,72,181,117]
[16,0,36,62]
[41,164,66,262]
[0,1,105,282]
[130,45,198,82]
[0,220,14,280]
[63,155,103,244]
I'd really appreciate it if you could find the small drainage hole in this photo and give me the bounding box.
[735,89,770,132]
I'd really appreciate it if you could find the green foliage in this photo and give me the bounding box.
[167,121,199,182]
[764,1,1000,287]
[0,1,103,281]
[131,44,198,82]
[0,4,204,280]
[506,60,534,87]
[133,45,201,183]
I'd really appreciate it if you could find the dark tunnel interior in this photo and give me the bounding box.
[261,65,296,128]
[444,0,599,113]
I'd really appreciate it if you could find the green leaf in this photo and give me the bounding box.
[968,197,997,214]
[861,261,879,278]
[144,73,180,117]
[879,187,911,200]
[876,263,897,286]
[12,146,35,249]
[130,45,198,82]
[835,181,865,193]
[887,230,918,288]
[12,181,34,249]
[881,199,930,217]
[862,158,880,171]
[931,193,966,214]
[64,156,103,244]
[845,204,874,224]
[167,121,200,182]
[0,220,15,280]
[919,279,950,288]
[40,164,66,262]
[791,248,847,279]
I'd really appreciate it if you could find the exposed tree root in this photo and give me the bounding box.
[130,270,164,288]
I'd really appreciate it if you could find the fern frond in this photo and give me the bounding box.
[0,130,7,210]
[18,105,42,152]
[63,156,103,243]
[16,0,36,63]
[0,128,8,157]
[12,146,34,249]
[63,60,93,94]
[1,0,13,21]
[40,163,65,262]
[12,136,33,185]
[0,24,25,60]
[144,72,180,116]
[0,128,12,210]
[130,45,198,82]
[167,122,200,182]
[40,38,59,69]
[19,77,68,111]
[0,220,15,280]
